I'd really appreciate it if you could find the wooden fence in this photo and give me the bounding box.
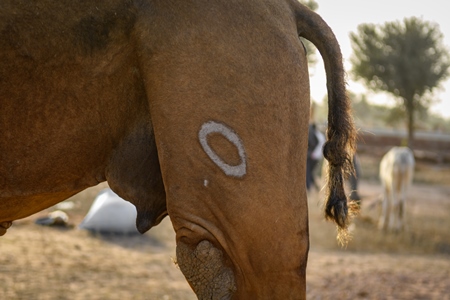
[356,128,450,163]
[357,128,450,164]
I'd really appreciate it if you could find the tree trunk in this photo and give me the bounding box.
[406,98,414,149]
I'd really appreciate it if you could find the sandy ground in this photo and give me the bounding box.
[1,172,450,299]
[306,179,450,300]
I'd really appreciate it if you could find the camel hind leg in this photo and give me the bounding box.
[378,184,391,231]
[397,176,409,231]
[389,178,400,231]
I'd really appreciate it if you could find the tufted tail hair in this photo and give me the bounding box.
[292,1,358,244]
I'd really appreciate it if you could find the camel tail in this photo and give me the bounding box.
[292,2,358,244]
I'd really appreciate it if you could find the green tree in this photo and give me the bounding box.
[300,0,319,66]
[350,17,450,147]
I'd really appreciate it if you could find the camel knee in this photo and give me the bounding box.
[176,240,236,299]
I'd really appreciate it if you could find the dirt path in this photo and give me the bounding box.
[307,250,450,299]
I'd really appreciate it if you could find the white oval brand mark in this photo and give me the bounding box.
[198,121,247,178]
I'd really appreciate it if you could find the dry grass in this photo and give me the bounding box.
[0,216,196,299]
[309,153,450,254]
[1,153,449,299]
[308,182,450,255]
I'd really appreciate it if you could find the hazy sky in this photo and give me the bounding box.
[308,0,450,118]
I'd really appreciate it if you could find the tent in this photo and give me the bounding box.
[79,188,139,234]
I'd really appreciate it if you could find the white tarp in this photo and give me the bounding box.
[79,188,139,234]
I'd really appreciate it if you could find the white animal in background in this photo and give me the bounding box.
[379,147,415,231]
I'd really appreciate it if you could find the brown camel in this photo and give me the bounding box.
[0,0,355,298]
